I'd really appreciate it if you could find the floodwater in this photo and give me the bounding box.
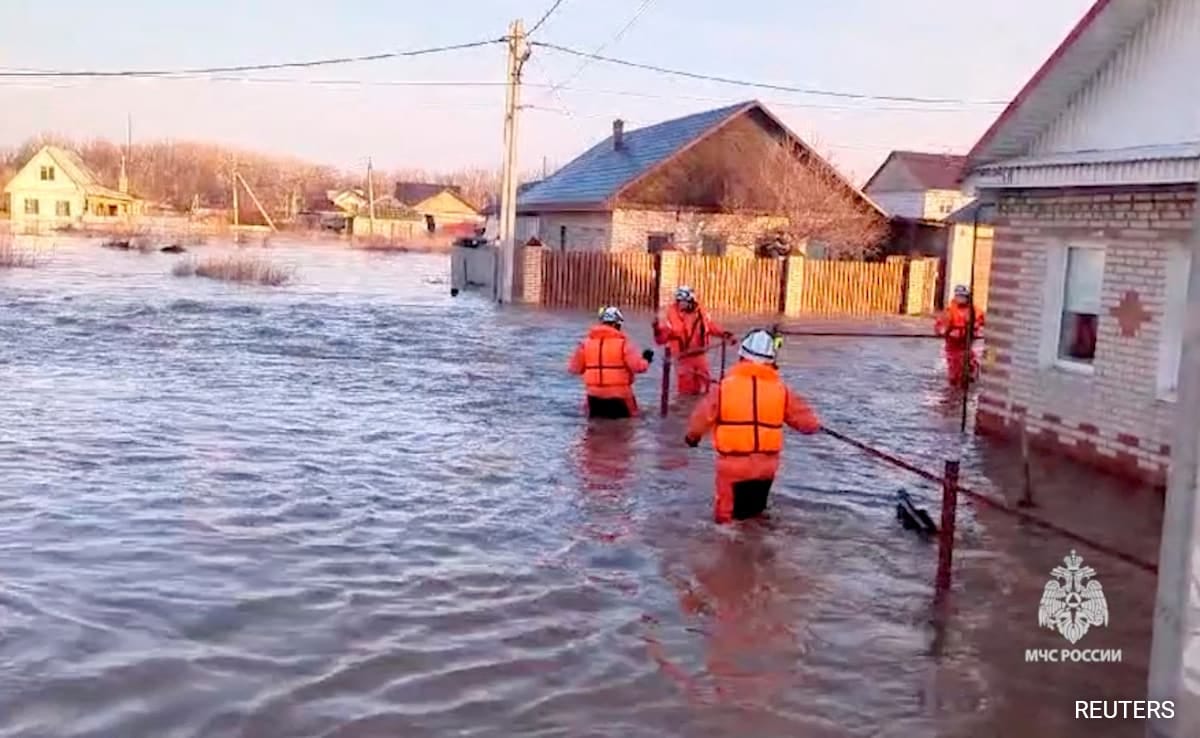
[0,238,1165,737]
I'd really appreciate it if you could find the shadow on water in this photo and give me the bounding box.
[0,239,1160,737]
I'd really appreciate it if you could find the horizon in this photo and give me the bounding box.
[0,0,1096,185]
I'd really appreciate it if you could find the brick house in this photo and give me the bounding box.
[516,101,886,256]
[962,0,1200,486]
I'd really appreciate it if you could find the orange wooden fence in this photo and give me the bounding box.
[538,251,658,309]
[798,259,906,315]
[675,255,783,315]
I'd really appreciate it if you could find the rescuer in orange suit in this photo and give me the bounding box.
[684,330,821,523]
[935,285,985,388]
[568,306,655,419]
[653,286,733,396]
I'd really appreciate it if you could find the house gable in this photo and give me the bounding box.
[3,147,88,197]
[862,156,925,194]
[413,189,480,218]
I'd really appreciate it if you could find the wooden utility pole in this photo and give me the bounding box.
[232,155,240,228]
[235,171,278,232]
[367,156,376,236]
[497,18,529,303]
[1148,182,1200,738]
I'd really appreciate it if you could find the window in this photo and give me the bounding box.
[40,165,55,181]
[1042,245,1105,371]
[701,235,727,256]
[55,200,71,217]
[1158,246,1192,399]
[646,233,674,254]
[23,198,39,215]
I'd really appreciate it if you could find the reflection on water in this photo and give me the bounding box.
[0,238,1160,737]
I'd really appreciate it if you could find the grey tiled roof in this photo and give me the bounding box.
[518,101,751,209]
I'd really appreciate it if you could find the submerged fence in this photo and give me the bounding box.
[518,245,940,317]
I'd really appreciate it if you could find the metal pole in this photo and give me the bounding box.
[660,347,672,417]
[367,156,376,236]
[935,459,960,596]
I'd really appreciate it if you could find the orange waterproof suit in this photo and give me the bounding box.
[654,305,725,396]
[935,303,985,387]
[685,361,821,523]
[568,324,651,418]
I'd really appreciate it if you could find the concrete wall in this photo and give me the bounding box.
[535,211,613,251]
[450,245,497,293]
[352,216,421,240]
[975,186,1197,486]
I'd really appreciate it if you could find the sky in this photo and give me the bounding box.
[0,0,1097,184]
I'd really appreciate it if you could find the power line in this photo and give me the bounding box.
[527,0,568,37]
[545,0,656,96]
[0,39,504,78]
[532,41,1009,106]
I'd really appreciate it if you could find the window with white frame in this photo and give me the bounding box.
[1041,244,1105,370]
[1157,246,1192,399]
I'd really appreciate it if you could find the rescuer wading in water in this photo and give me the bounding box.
[567,306,655,419]
[684,329,821,523]
[934,284,985,388]
[653,286,733,396]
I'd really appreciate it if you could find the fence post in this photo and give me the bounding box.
[520,242,545,304]
[783,255,805,317]
[936,459,960,596]
[657,251,681,310]
[660,347,672,417]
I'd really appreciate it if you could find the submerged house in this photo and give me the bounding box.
[515,101,887,256]
[393,182,483,235]
[961,0,1200,486]
[3,145,143,232]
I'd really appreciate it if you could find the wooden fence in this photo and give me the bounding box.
[798,259,907,315]
[521,247,938,317]
[538,251,658,309]
[675,255,783,315]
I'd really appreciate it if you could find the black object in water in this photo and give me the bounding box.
[896,490,938,536]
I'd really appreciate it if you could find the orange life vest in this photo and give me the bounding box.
[713,364,786,456]
[667,307,711,352]
[582,335,632,389]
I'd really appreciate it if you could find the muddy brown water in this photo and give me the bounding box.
[0,239,1164,737]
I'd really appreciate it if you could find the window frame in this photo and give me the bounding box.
[23,197,39,215]
[39,165,55,181]
[1040,242,1106,376]
[55,200,71,217]
[1157,245,1193,402]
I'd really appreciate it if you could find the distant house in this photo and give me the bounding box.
[960,0,1200,486]
[862,151,972,222]
[2,145,143,232]
[328,188,368,214]
[393,182,483,234]
[515,100,886,256]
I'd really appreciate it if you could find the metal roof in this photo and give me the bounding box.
[862,151,967,193]
[517,101,751,210]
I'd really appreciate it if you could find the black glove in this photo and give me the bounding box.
[641,349,655,363]
[685,435,700,448]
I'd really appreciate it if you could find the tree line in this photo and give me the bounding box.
[0,134,514,219]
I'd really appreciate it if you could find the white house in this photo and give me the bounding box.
[962,0,1198,488]
[3,145,142,232]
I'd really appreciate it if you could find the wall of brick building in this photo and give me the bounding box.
[611,208,785,256]
[534,212,613,252]
[977,185,1197,487]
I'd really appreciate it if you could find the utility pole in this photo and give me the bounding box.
[1148,182,1200,738]
[367,156,376,236]
[231,155,240,229]
[497,18,529,303]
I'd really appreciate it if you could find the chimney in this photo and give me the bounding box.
[612,119,624,150]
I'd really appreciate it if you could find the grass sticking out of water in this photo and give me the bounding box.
[0,237,39,269]
[172,255,294,286]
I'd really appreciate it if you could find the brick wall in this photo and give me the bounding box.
[977,185,1197,488]
[611,208,786,256]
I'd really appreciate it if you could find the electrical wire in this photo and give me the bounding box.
[527,0,568,37]
[545,0,656,95]
[532,41,1009,106]
[0,38,504,78]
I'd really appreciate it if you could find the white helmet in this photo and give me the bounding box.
[674,286,695,303]
[739,329,778,364]
[953,284,970,299]
[598,305,625,326]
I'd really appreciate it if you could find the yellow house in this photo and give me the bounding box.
[393,182,482,232]
[3,145,143,232]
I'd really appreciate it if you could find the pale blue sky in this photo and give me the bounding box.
[0,0,1095,183]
